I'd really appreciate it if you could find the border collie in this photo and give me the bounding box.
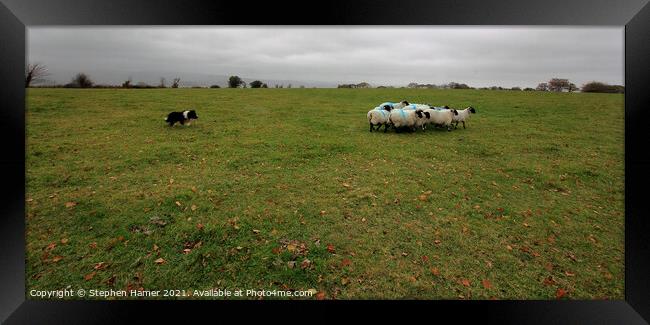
[165,110,198,126]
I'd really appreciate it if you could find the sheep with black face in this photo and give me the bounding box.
[367,100,409,132]
[422,107,458,131]
[452,106,477,129]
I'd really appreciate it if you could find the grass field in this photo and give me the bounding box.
[26,88,624,299]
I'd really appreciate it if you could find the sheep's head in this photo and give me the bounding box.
[444,105,450,109]
[468,106,476,113]
[382,104,392,111]
[415,110,423,118]
[424,111,431,119]
[393,100,409,109]
[452,109,458,115]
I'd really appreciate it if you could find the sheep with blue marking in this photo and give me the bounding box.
[367,100,409,132]
[389,108,428,132]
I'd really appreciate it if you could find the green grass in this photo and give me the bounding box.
[26,88,624,300]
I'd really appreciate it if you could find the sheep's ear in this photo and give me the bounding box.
[453,109,458,115]
[445,105,450,109]
[383,105,391,111]
[403,100,409,105]
[424,112,430,119]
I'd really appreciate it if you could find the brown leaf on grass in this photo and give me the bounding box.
[272,247,281,254]
[461,279,471,287]
[418,194,428,202]
[196,223,204,231]
[64,201,77,208]
[60,238,69,244]
[175,201,182,207]
[556,288,567,299]
[341,183,351,188]
[191,205,198,211]
[301,259,312,269]
[506,245,513,251]
[51,256,63,263]
[94,262,108,270]
[431,267,440,276]
[434,239,441,245]
[183,249,191,254]
[89,242,97,249]
[45,242,57,251]
[326,244,336,254]
[105,275,116,287]
[154,258,165,265]
[319,210,327,216]
[341,277,350,285]
[482,279,492,289]
[315,291,326,300]
[523,222,530,228]
[84,271,97,281]
[421,255,429,263]
[543,276,556,286]
[545,263,554,271]
[153,244,159,251]
[341,258,352,267]
[564,271,575,277]
[252,229,260,234]
[190,186,197,193]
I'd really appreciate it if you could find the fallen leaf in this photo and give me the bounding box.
[556,288,567,299]
[506,245,513,251]
[287,244,297,252]
[153,244,159,251]
[564,271,575,277]
[341,258,352,267]
[342,183,351,188]
[94,262,108,270]
[482,279,492,289]
[315,291,326,300]
[65,201,77,208]
[51,256,63,263]
[434,239,441,245]
[88,242,97,249]
[175,201,182,206]
[196,223,204,230]
[84,271,97,281]
[461,279,471,287]
[543,276,556,286]
[431,267,440,276]
[341,277,349,285]
[421,255,429,263]
[154,258,165,265]
[319,210,326,216]
[418,194,428,202]
[545,263,554,271]
[272,247,281,254]
[287,261,296,269]
[252,229,260,234]
[523,223,530,228]
[183,248,191,254]
[326,244,335,254]
[45,242,57,251]
[60,238,69,244]
[191,205,197,211]
[301,259,312,269]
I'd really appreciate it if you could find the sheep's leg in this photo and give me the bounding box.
[369,122,373,132]
[462,121,466,129]
[384,124,390,133]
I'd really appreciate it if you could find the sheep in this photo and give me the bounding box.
[422,107,458,131]
[367,100,410,132]
[367,104,393,132]
[389,108,428,132]
[451,106,477,129]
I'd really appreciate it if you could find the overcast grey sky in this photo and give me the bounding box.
[28,27,624,88]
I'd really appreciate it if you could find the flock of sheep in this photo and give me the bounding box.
[367,100,476,133]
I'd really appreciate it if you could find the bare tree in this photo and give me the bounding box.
[122,77,132,88]
[67,73,93,88]
[159,77,166,88]
[536,82,549,91]
[548,78,570,92]
[171,78,180,88]
[25,63,49,87]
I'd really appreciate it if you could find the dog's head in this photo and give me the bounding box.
[187,110,198,119]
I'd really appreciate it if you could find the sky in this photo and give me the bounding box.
[27,27,624,88]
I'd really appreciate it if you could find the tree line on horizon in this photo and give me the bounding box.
[24,64,624,93]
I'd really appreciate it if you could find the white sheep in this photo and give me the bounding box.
[452,106,477,129]
[389,108,427,132]
[423,107,458,131]
[367,105,392,132]
[402,103,431,111]
[367,100,409,132]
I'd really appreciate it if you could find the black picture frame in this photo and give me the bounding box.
[1,0,648,323]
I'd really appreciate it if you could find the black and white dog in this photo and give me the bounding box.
[165,110,198,126]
